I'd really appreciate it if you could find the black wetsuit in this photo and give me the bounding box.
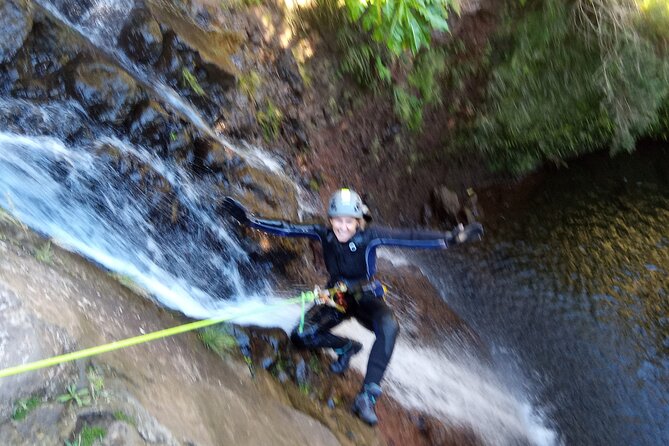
[247,217,450,386]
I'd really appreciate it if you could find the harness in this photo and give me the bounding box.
[317,278,387,313]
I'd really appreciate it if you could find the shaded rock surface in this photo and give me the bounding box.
[0,219,341,446]
[67,60,144,125]
[0,0,33,63]
[119,7,164,65]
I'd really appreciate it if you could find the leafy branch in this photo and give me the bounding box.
[344,0,458,55]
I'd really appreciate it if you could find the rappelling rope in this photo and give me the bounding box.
[0,291,318,379]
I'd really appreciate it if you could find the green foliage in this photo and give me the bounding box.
[35,241,54,264]
[473,0,669,173]
[393,86,423,130]
[294,0,390,90]
[299,383,311,396]
[86,367,107,401]
[308,355,321,374]
[57,383,92,407]
[12,396,41,421]
[244,354,256,377]
[229,0,263,7]
[294,0,448,129]
[394,47,446,129]
[199,326,238,355]
[181,68,206,96]
[113,410,136,426]
[238,70,261,104]
[338,33,387,89]
[647,96,669,141]
[257,101,283,141]
[344,0,457,55]
[75,426,106,446]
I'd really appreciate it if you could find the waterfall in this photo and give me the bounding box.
[0,1,563,444]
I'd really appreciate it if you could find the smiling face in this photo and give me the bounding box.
[329,216,360,243]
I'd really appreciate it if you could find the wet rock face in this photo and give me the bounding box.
[276,48,304,98]
[126,100,177,153]
[67,60,144,125]
[46,0,96,23]
[0,0,33,63]
[119,8,164,65]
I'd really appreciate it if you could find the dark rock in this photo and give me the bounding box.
[155,32,184,78]
[430,185,461,227]
[229,165,300,220]
[408,410,427,431]
[246,23,263,46]
[264,334,281,353]
[276,371,290,383]
[66,60,143,125]
[261,356,275,370]
[93,142,182,227]
[276,48,303,97]
[119,8,164,65]
[147,1,242,78]
[127,100,172,151]
[282,116,309,151]
[0,0,33,63]
[421,202,434,226]
[295,358,307,385]
[231,326,251,357]
[464,188,483,223]
[166,129,192,156]
[8,20,82,102]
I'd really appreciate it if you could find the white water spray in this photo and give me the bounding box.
[332,320,559,446]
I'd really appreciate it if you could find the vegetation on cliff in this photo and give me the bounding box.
[472,0,669,172]
[290,0,669,173]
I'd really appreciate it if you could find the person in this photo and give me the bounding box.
[222,188,483,425]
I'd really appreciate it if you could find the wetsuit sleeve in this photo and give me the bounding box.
[367,226,452,249]
[247,216,324,241]
[221,197,324,240]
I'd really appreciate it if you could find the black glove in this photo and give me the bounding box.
[221,197,250,225]
[447,222,484,245]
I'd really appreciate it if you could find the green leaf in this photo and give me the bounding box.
[421,7,449,31]
[375,56,392,84]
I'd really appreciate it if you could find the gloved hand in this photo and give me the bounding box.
[221,197,250,225]
[447,222,484,245]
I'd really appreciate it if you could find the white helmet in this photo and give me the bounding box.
[328,188,364,218]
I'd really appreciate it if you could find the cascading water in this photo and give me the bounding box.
[0,0,563,444]
[35,0,288,174]
[0,97,302,322]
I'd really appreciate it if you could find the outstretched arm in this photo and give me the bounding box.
[368,223,483,249]
[221,197,323,240]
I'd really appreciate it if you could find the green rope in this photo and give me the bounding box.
[298,291,307,334]
[0,291,316,379]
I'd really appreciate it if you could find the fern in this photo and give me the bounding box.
[181,68,206,96]
[344,0,456,55]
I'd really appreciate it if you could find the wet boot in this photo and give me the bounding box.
[330,340,362,374]
[352,383,382,425]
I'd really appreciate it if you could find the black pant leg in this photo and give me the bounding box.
[353,296,400,386]
[290,304,351,350]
